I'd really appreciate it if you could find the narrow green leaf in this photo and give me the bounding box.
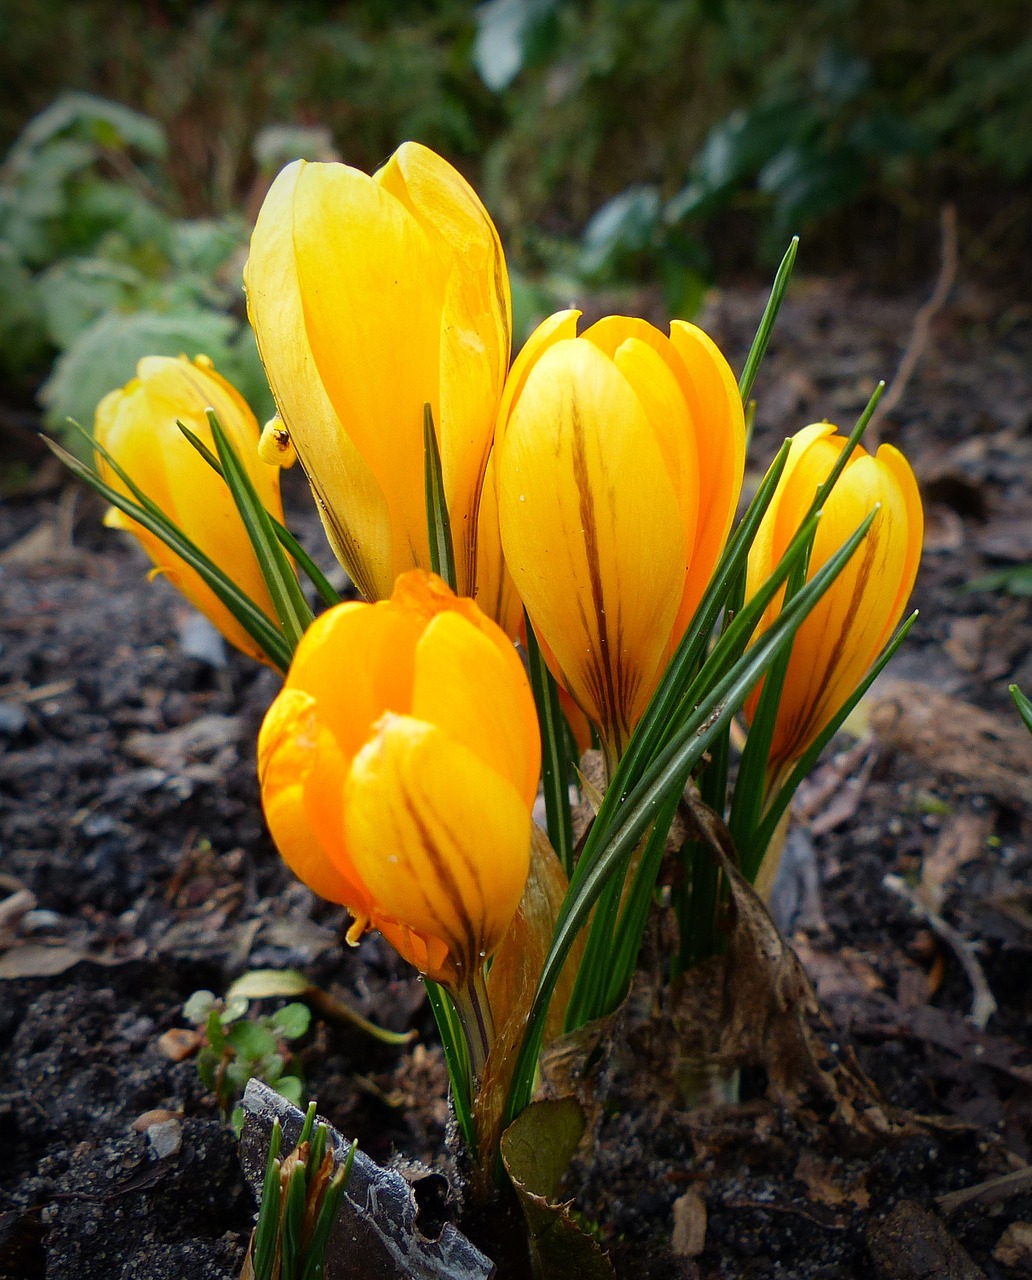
[1012,683,1032,735]
[738,236,798,404]
[301,1152,353,1280]
[506,507,877,1124]
[252,1121,283,1280]
[208,410,313,650]
[604,785,682,1009]
[307,1122,328,1192]
[46,435,292,669]
[726,542,810,851]
[423,403,456,591]
[524,613,575,877]
[280,1162,308,1280]
[425,980,475,1149]
[599,437,793,824]
[297,1100,317,1149]
[177,419,341,608]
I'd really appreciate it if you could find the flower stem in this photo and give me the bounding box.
[451,967,495,1083]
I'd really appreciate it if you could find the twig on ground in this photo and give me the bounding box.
[866,204,958,448]
[937,1165,1032,1215]
[883,872,997,1029]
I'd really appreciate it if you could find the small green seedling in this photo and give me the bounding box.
[184,989,311,1135]
[245,1103,357,1280]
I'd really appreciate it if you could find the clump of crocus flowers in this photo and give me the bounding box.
[68,139,923,1192]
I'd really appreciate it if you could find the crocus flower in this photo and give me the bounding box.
[745,422,923,778]
[495,311,746,766]
[94,354,284,664]
[257,570,540,993]
[244,142,511,603]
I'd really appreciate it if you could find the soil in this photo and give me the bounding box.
[2,274,1032,1279]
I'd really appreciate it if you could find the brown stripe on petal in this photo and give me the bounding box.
[569,396,631,756]
[774,529,880,769]
[400,793,482,983]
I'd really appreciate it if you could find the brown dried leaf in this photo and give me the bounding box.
[681,791,894,1130]
[125,714,243,771]
[992,1222,1032,1271]
[867,680,1032,806]
[156,1028,202,1062]
[671,1188,707,1258]
[920,811,993,914]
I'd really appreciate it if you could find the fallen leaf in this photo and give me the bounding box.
[920,811,993,913]
[867,680,1032,806]
[992,1221,1032,1271]
[671,1188,707,1257]
[0,890,37,949]
[156,1028,202,1061]
[125,714,243,771]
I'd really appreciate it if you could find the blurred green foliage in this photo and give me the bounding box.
[0,0,1028,420]
[0,91,275,436]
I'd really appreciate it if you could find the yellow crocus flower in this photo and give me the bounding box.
[745,422,923,778]
[94,354,284,664]
[495,311,746,766]
[244,142,512,603]
[257,570,540,993]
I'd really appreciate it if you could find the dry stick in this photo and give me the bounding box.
[865,203,958,450]
[937,1165,1032,1216]
[882,873,997,1029]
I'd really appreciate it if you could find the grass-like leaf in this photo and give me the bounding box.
[207,410,313,651]
[423,403,456,591]
[524,614,575,877]
[746,609,918,874]
[505,507,877,1125]
[253,1120,283,1280]
[1012,683,1032,735]
[46,433,292,670]
[424,980,475,1150]
[738,236,798,404]
[178,420,341,608]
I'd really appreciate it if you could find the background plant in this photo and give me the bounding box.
[2,0,1029,434]
[184,988,311,1135]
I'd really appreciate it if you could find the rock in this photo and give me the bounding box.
[867,1200,986,1279]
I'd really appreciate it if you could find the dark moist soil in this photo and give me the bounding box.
[2,275,1032,1279]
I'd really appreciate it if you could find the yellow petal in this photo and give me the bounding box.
[344,713,531,987]
[286,599,425,765]
[93,356,283,664]
[667,321,746,625]
[257,688,374,911]
[762,439,922,771]
[246,161,394,600]
[412,610,540,807]
[378,143,512,593]
[495,309,581,448]
[745,422,840,633]
[497,338,686,759]
[291,160,448,586]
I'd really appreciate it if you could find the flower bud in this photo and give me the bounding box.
[745,423,923,776]
[94,354,284,664]
[245,142,511,602]
[257,570,540,989]
[495,311,745,764]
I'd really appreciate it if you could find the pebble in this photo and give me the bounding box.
[0,701,28,736]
